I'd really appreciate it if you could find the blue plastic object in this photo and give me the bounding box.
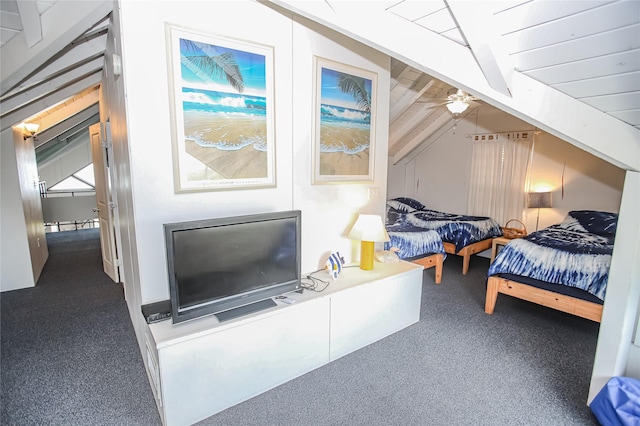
[590,377,640,425]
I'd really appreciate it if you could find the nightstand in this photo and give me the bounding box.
[490,236,512,263]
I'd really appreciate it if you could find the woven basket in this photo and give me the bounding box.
[501,219,527,239]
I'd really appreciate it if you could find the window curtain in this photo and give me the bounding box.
[467,131,534,226]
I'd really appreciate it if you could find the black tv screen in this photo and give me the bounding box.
[164,210,301,323]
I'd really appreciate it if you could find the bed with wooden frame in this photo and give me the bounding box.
[410,254,445,284]
[485,275,603,322]
[384,222,446,284]
[442,239,494,275]
[485,210,617,323]
[386,198,503,275]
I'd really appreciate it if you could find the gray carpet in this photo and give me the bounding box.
[1,230,600,425]
[202,256,601,426]
[46,227,102,253]
[1,229,160,425]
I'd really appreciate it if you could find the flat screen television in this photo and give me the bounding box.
[164,210,301,324]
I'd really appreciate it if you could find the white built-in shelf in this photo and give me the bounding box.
[145,260,423,426]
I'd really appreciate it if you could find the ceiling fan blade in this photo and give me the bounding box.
[414,98,450,106]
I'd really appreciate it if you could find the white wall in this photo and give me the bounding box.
[114,1,389,323]
[388,107,514,214]
[403,118,475,214]
[527,132,625,231]
[119,1,289,307]
[291,16,390,270]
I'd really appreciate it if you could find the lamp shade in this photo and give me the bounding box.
[527,191,552,209]
[446,100,469,115]
[348,214,389,242]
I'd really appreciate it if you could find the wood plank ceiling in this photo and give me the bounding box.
[1,0,639,171]
[0,0,111,171]
[382,0,640,163]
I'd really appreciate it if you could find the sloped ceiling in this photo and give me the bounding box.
[267,0,640,169]
[2,0,639,174]
[0,0,111,182]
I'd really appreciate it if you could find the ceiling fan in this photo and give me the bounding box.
[443,88,479,115]
[415,87,480,116]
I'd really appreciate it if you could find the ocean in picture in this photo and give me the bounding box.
[181,87,269,181]
[319,103,370,155]
[182,87,267,152]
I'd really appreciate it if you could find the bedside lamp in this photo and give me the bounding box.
[527,191,552,231]
[348,214,390,271]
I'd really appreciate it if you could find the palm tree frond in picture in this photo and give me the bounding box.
[181,40,245,93]
[337,73,370,113]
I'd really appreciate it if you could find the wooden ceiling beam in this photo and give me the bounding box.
[391,109,453,162]
[3,33,108,98]
[445,0,512,97]
[389,102,443,150]
[34,103,100,148]
[266,0,640,171]
[1,0,111,96]
[0,71,101,133]
[390,63,411,91]
[1,57,103,117]
[16,0,42,48]
[390,75,435,124]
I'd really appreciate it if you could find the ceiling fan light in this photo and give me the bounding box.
[447,100,469,115]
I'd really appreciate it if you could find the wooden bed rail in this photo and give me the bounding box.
[410,253,444,284]
[443,238,493,275]
[485,276,603,323]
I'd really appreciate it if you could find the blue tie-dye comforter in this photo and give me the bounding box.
[387,197,502,253]
[487,210,618,301]
[384,223,446,260]
[386,197,503,252]
[404,210,503,252]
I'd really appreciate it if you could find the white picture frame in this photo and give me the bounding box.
[166,25,276,192]
[312,57,377,184]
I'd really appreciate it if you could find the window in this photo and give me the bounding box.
[47,164,95,193]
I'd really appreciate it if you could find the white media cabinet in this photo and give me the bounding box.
[144,261,424,426]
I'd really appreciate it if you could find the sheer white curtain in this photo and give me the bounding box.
[467,132,534,226]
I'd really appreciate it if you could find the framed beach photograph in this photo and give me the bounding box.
[312,57,377,183]
[166,25,275,192]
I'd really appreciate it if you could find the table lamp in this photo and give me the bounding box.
[348,214,390,270]
[527,191,552,231]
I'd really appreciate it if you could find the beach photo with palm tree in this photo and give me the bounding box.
[315,59,376,182]
[167,27,275,192]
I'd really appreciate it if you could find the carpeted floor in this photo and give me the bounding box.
[1,230,601,425]
[202,255,601,426]
[46,227,102,253]
[1,229,160,425]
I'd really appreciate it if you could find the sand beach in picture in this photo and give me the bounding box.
[319,123,370,176]
[183,110,268,180]
[316,63,373,178]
